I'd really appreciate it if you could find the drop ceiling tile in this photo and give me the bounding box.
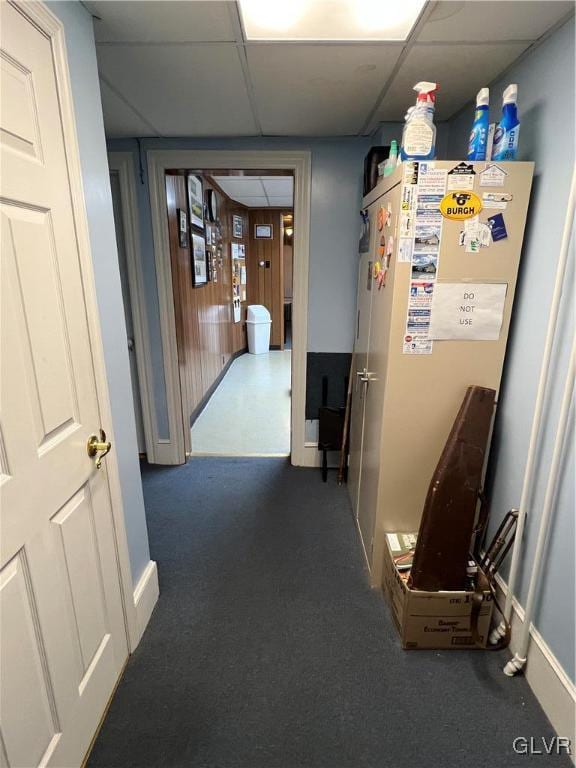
[99,79,157,137]
[247,44,403,135]
[418,1,573,42]
[97,44,258,136]
[376,42,530,121]
[87,1,237,43]
[213,177,264,195]
[234,196,268,206]
[262,178,294,196]
[268,197,293,207]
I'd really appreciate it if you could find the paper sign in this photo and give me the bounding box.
[429,283,508,340]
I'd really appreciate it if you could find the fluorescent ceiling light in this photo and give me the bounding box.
[239,0,427,41]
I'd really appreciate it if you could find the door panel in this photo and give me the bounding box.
[1,4,128,765]
[347,245,374,522]
[355,190,399,570]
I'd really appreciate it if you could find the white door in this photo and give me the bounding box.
[1,3,128,767]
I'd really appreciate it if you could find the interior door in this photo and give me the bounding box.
[347,213,375,524]
[1,4,128,766]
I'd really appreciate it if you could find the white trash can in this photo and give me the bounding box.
[246,305,271,354]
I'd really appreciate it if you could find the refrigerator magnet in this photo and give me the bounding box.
[488,213,508,242]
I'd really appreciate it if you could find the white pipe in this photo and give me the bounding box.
[503,340,575,676]
[490,165,576,646]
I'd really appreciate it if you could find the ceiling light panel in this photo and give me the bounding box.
[239,0,426,41]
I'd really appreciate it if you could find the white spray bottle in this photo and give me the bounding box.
[400,82,439,161]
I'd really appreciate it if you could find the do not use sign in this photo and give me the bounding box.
[428,283,508,341]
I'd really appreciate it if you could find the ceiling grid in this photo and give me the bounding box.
[85,0,574,139]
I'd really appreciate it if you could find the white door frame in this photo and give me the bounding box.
[19,0,146,653]
[108,152,157,462]
[147,149,312,466]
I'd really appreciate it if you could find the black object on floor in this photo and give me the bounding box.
[88,458,566,768]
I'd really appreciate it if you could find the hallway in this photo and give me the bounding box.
[87,459,564,768]
[191,352,291,456]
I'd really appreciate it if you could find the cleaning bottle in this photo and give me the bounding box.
[467,88,490,160]
[383,140,398,176]
[400,82,439,161]
[492,84,520,161]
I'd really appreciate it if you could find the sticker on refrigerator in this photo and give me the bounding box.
[480,163,508,187]
[447,162,476,191]
[487,212,508,241]
[417,164,448,196]
[414,224,441,254]
[459,217,491,252]
[403,161,419,186]
[482,192,513,210]
[411,253,438,280]
[398,237,414,263]
[440,191,483,220]
[403,280,434,353]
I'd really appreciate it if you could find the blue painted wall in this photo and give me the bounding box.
[448,17,575,681]
[107,136,373,435]
[49,1,152,587]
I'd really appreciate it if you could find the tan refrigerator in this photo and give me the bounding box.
[348,160,534,588]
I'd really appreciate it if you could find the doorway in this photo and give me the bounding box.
[147,150,311,466]
[164,169,294,457]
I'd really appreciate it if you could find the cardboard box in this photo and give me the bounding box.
[382,537,493,650]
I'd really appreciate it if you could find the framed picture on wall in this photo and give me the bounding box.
[232,214,243,239]
[177,208,188,248]
[187,174,204,230]
[255,224,273,239]
[191,232,207,286]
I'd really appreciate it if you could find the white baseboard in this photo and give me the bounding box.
[494,572,576,754]
[131,560,159,649]
[297,442,340,468]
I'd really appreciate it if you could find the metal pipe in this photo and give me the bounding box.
[490,165,576,646]
[503,340,575,675]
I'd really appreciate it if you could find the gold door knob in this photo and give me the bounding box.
[87,429,112,469]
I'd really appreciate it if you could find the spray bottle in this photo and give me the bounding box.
[492,84,520,161]
[383,140,399,176]
[400,82,439,161]
[467,88,490,161]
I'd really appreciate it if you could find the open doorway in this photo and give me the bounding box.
[164,170,294,457]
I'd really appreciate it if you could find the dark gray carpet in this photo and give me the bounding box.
[88,458,568,768]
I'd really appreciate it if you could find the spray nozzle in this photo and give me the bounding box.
[414,81,439,104]
[476,88,489,107]
[503,84,518,105]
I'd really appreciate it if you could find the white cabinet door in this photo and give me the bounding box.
[1,3,128,766]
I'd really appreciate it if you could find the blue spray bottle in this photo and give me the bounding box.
[492,84,520,161]
[467,88,489,160]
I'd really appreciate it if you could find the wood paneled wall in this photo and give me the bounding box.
[248,210,286,348]
[165,172,249,432]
